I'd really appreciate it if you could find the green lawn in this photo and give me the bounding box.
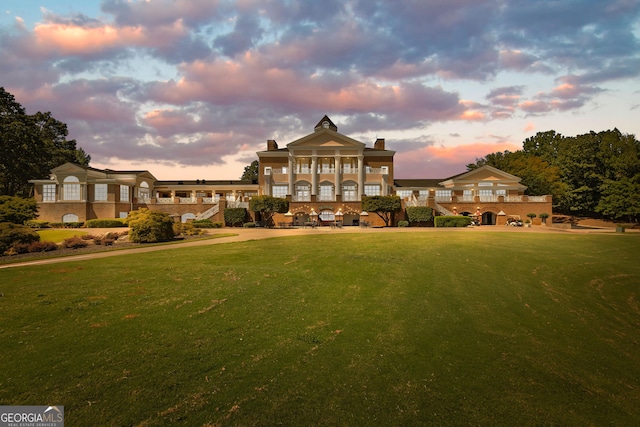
[1,232,639,426]
[37,229,88,243]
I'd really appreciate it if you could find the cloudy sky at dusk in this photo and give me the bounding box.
[2,0,639,180]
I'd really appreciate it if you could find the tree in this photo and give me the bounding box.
[241,160,259,182]
[0,87,90,197]
[0,196,38,224]
[361,195,402,226]
[249,195,288,226]
[125,208,175,243]
[224,207,247,226]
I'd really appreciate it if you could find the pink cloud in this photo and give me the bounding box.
[26,20,187,57]
[394,141,521,178]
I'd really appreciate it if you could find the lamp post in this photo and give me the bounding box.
[335,209,343,227]
[310,209,318,228]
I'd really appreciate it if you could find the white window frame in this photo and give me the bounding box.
[120,185,130,202]
[319,184,334,201]
[364,184,380,196]
[43,184,56,202]
[396,190,412,199]
[63,176,81,201]
[94,184,108,201]
[138,182,150,201]
[342,184,357,201]
[272,185,288,198]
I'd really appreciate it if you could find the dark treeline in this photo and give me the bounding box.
[0,87,90,197]
[468,129,640,222]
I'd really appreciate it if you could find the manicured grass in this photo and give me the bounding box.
[37,229,88,243]
[1,232,639,425]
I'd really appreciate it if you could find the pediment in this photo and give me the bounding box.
[287,129,366,149]
[440,165,522,185]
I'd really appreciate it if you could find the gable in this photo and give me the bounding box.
[287,129,366,149]
[440,165,522,185]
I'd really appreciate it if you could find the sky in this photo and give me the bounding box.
[1,0,639,180]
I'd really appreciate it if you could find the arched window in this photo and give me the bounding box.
[138,181,150,201]
[62,213,79,223]
[319,210,334,221]
[63,176,81,201]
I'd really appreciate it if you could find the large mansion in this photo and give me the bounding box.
[30,116,552,226]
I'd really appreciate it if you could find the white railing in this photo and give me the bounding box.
[434,201,456,216]
[528,195,548,202]
[457,196,475,202]
[435,196,452,203]
[292,195,311,202]
[318,168,336,174]
[227,201,249,208]
[195,203,219,220]
[479,195,498,202]
[271,169,286,175]
[317,195,336,202]
[506,195,523,202]
[179,197,197,203]
[341,168,359,174]
[342,195,359,202]
[157,197,173,204]
[366,168,383,174]
[202,197,216,203]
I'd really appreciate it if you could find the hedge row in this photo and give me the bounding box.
[86,218,127,228]
[434,216,472,227]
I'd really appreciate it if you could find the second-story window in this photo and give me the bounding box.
[272,185,288,198]
[364,185,380,196]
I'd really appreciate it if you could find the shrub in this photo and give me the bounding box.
[173,222,204,237]
[398,220,409,227]
[8,242,31,254]
[26,220,50,229]
[62,237,88,249]
[243,222,256,228]
[125,209,175,243]
[28,241,58,253]
[527,213,537,221]
[86,218,127,228]
[405,206,434,226]
[49,222,84,228]
[0,222,41,254]
[434,216,472,227]
[224,207,247,227]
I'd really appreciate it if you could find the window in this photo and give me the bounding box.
[319,158,334,174]
[342,158,357,173]
[95,184,108,201]
[319,184,334,201]
[364,185,380,196]
[272,185,288,198]
[435,190,451,201]
[120,185,129,202]
[295,184,310,201]
[43,184,56,202]
[62,213,79,222]
[319,210,335,221]
[138,182,150,201]
[63,176,80,201]
[343,184,357,201]
[396,190,412,199]
[119,212,128,219]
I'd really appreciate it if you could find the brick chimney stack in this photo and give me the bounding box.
[267,139,278,151]
[374,138,385,150]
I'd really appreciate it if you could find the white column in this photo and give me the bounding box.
[288,155,294,196]
[358,156,364,200]
[311,155,318,196]
[334,155,341,196]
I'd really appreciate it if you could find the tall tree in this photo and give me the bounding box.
[241,160,259,182]
[0,87,90,197]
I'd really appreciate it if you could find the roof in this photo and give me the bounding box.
[394,179,443,188]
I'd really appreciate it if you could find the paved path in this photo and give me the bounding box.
[0,224,628,269]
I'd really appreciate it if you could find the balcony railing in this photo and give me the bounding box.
[435,196,452,203]
[528,195,548,202]
[317,195,336,202]
[292,195,311,202]
[179,197,197,203]
[157,197,173,204]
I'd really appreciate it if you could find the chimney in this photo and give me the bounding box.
[374,138,385,150]
[267,139,278,151]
